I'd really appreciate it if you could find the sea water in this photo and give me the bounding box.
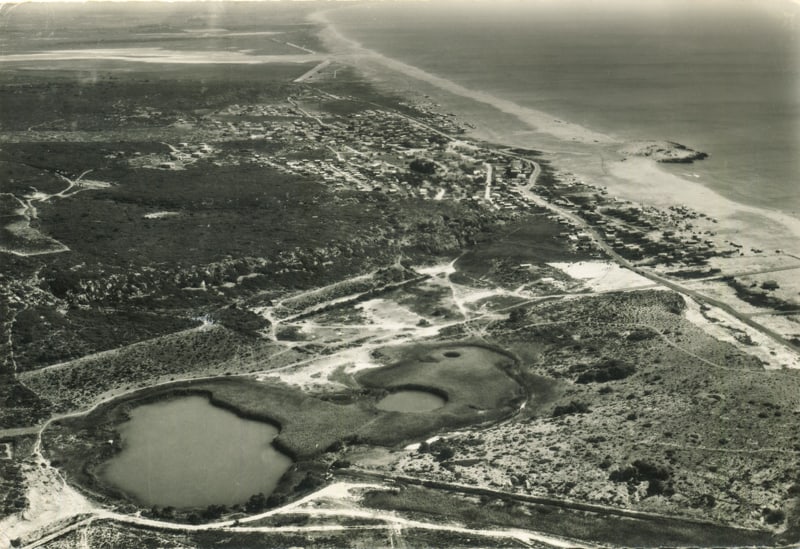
[328,0,799,213]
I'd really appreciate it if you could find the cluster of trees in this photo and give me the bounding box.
[575,359,636,384]
[245,493,283,514]
[244,473,324,515]
[418,439,455,462]
[211,305,269,336]
[506,307,528,324]
[609,459,673,497]
[148,505,176,519]
[409,158,436,175]
[552,400,590,417]
[0,462,26,517]
[763,508,785,525]
[727,277,796,312]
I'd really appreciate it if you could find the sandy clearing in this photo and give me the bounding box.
[706,253,800,276]
[680,280,767,316]
[0,48,326,65]
[0,462,95,548]
[548,261,657,293]
[419,260,533,315]
[358,298,431,333]
[679,277,800,343]
[257,344,383,391]
[262,296,451,390]
[415,261,456,277]
[751,313,800,341]
[143,211,180,219]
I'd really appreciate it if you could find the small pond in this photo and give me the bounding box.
[100,395,292,508]
[376,389,446,413]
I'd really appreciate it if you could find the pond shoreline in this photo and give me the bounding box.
[42,342,530,517]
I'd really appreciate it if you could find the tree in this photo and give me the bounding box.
[409,158,436,175]
[576,359,635,384]
[761,280,780,291]
[427,440,455,462]
[295,472,324,493]
[552,401,590,417]
[507,307,526,323]
[763,508,785,525]
[435,445,455,462]
[245,493,267,513]
[610,459,673,497]
[202,504,227,520]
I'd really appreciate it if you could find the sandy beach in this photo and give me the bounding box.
[311,11,615,145]
[605,157,800,256]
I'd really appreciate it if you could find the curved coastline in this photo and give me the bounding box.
[310,9,616,146]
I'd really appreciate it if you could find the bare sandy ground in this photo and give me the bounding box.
[0,462,94,548]
[548,261,657,293]
[682,296,800,370]
[0,48,326,65]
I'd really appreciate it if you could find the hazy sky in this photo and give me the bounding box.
[0,0,796,39]
[0,0,797,6]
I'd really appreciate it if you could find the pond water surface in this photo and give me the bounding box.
[376,390,446,412]
[100,395,292,508]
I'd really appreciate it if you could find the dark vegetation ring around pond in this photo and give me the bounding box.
[42,342,529,519]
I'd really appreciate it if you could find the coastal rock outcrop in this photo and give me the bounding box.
[620,141,708,163]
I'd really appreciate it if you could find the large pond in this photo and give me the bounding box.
[376,390,446,413]
[100,395,292,508]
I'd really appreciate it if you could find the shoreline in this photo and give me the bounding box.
[312,8,800,257]
[310,10,615,146]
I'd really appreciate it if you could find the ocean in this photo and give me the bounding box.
[327,0,799,215]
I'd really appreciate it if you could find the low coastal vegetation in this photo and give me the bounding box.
[359,485,773,547]
[389,290,800,535]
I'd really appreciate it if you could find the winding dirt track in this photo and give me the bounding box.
[18,483,589,549]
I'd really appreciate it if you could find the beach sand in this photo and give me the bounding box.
[600,157,800,257]
[312,11,614,146]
